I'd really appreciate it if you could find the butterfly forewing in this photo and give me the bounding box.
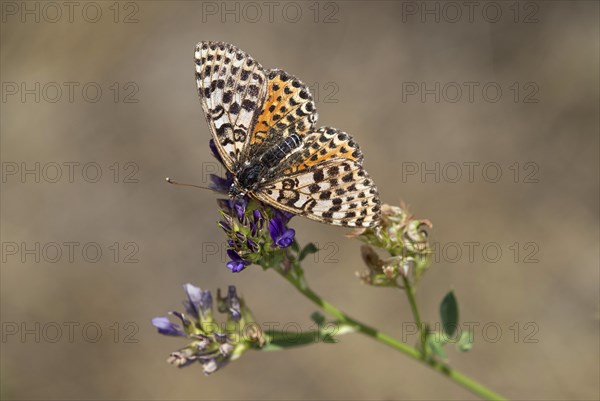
[248,69,318,161]
[195,41,268,171]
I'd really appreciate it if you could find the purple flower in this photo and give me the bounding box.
[152,316,185,336]
[269,215,296,248]
[233,198,247,222]
[235,232,246,243]
[218,219,232,234]
[209,138,224,165]
[246,238,259,252]
[217,198,233,214]
[182,283,212,318]
[226,286,242,322]
[226,249,250,273]
[218,285,242,322]
[273,208,295,223]
[249,209,263,235]
[209,172,233,194]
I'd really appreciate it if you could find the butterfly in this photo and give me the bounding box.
[195,41,380,228]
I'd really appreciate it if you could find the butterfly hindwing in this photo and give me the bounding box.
[281,127,364,175]
[254,128,381,227]
[195,41,268,170]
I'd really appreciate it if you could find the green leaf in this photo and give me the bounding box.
[310,311,326,326]
[261,330,320,351]
[299,243,318,261]
[440,291,459,337]
[261,326,341,350]
[456,330,473,352]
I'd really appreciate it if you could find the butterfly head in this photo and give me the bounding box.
[229,163,266,199]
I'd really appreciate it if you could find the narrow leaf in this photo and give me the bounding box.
[262,330,320,350]
[440,291,459,337]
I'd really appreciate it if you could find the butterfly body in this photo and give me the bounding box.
[232,133,302,193]
[196,41,381,227]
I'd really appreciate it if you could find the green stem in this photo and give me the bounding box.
[276,268,507,401]
[401,275,426,354]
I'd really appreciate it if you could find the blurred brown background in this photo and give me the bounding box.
[1,1,598,400]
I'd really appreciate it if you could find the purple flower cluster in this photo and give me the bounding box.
[218,200,296,272]
[209,139,297,273]
[151,283,243,375]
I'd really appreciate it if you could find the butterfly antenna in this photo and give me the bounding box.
[165,177,216,192]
